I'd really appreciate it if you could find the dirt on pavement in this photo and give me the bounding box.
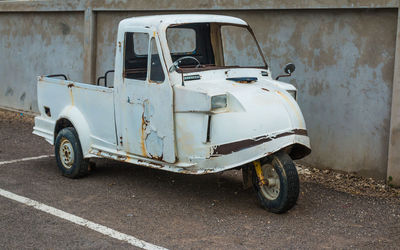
[298,164,400,200]
[0,109,52,161]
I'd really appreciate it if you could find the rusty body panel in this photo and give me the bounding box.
[212,129,308,155]
[33,14,310,175]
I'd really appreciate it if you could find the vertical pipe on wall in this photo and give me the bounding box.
[83,7,96,84]
[387,5,400,187]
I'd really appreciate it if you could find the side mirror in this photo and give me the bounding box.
[284,63,295,74]
[276,62,296,80]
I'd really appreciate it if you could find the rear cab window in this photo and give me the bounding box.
[124,32,166,83]
[124,32,149,81]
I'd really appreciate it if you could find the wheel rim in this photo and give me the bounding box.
[59,138,75,169]
[259,163,280,200]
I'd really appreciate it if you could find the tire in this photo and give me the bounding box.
[55,127,89,178]
[252,151,299,213]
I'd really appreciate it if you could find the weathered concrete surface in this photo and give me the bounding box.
[83,7,96,84]
[95,9,397,179]
[0,0,398,12]
[388,7,400,186]
[0,12,84,112]
[90,0,400,11]
[246,9,397,179]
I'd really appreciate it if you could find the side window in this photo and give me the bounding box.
[149,38,165,83]
[124,32,149,80]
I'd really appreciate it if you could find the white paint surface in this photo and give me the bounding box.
[0,188,167,250]
[33,14,310,174]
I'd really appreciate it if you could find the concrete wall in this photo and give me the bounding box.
[250,9,396,179]
[1,1,400,184]
[0,12,84,112]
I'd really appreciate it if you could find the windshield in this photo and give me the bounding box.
[166,23,267,71]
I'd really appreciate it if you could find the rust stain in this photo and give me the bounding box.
[212,129,308,155]
[140,112,148,156]
[150,154,163,161]
[69,88,74,106]
[148,79,162,84]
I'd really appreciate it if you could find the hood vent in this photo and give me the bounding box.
[226,77,257,84]
[183,74,201,81]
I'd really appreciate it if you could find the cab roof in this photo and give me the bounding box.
[118,14,248,30]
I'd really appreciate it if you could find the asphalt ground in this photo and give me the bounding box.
[0,109,399,249]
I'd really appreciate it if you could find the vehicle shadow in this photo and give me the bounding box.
[85,158,318,217]
[88,158,259,210]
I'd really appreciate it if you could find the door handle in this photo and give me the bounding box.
[127,96,144,104]
[127,96,141,104]
[127,96,134,104]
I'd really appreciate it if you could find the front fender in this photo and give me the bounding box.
[58,105,91,157]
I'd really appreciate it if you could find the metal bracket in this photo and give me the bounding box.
[254,160,268,186]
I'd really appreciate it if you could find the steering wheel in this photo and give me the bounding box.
[173,56,201,69]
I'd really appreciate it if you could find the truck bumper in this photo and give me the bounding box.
[178,131,310,174]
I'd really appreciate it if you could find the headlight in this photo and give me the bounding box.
[287,90,297,100]
[211,94,227,110]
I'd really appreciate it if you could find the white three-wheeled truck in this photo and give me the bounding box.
[33,14,311,213]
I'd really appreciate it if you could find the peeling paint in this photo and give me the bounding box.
[145,131,164,160]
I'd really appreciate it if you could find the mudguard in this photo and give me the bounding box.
[58,106,92,157]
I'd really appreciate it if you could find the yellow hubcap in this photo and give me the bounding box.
[59,138,74,169]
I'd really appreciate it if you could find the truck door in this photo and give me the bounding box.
[115,29,176,163]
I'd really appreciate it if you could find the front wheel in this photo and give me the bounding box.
[252,152,299,213]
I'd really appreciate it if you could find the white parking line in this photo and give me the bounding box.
[0,188,167,250]
[0,155,54,165]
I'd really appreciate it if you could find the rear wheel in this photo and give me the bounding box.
[55,127,89,178]
[252,152,299,213]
